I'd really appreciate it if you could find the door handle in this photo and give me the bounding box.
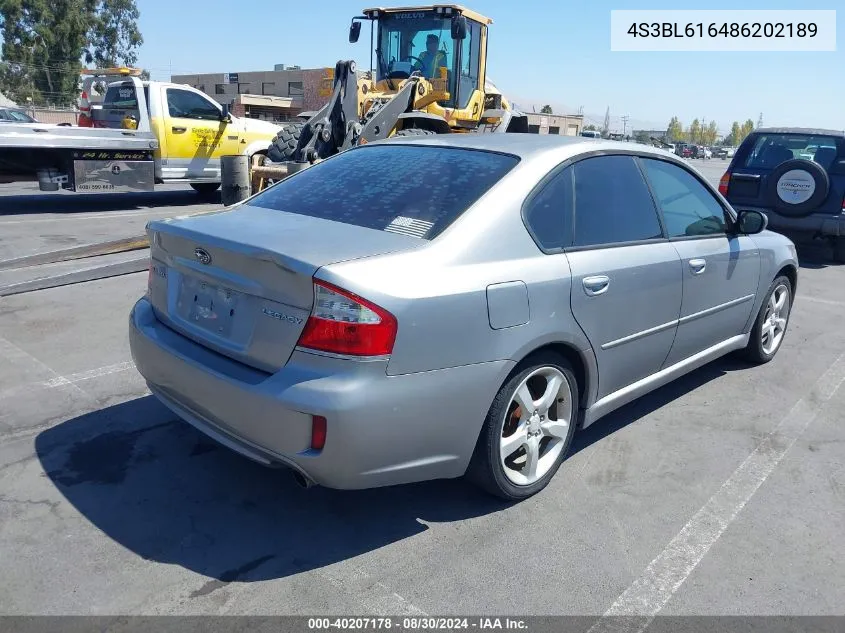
[583,275,610,296]
[689,258,707,274]
[172,126,187,133]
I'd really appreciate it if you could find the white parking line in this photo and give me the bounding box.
[0,336,91,400]
[588,352,845,633]
[43,361,136,387]
[0,356,135,401]
[321,567,428,616]
[800,295,845,308]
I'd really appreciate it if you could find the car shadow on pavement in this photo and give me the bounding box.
[570,354,753,457]
[35,396,509,584]
[0,189,219,216]
[790,237,838,269]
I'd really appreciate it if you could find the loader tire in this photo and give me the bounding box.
[393,128,437,137]
[267,123,304,163]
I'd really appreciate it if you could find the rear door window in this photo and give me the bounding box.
[572,155,663,248]
[742,133,843,171]
[247,145,520,240]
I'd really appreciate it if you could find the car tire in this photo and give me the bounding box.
[766,159,830,217]
[740,275,793,364]
[190,183,220,196]
[266,123,304,163]
[467,352,579,501]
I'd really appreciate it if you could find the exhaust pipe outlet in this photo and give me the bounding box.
[292,470,315,489]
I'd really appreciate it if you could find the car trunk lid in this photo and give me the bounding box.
[146,205,423,373]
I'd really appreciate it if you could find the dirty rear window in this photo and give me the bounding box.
[742,133,844,171]
[102,83,150,110]
[247,145,520,240]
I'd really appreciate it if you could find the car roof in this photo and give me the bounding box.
[753,127,845,137]
[372,133,681,162]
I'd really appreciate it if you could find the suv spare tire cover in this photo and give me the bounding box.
[767,158,830,216]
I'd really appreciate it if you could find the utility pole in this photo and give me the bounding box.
[603,106,610,138]
[757,112,763,128]
[622,115,630,138]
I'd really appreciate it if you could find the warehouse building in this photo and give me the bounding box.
[173,66,583,133]
[525,112,584,136]
[171,64,334,122]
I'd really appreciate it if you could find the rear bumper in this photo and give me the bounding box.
[128,298,513,490]
[733,206,845,237]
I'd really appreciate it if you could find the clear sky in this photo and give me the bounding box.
[137,0,844,136]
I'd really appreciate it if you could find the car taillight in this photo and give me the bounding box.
[841,193,845,213]
[297,280,397,356]
[718,171,731,196]
[146,261,152,296]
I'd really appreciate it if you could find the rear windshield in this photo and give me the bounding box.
[103,83,150,110]
[247,145,520,240]
[741,133,844,171]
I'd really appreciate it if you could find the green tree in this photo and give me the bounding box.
[0,0,93,106]
[635,130,650,144]
[85,0,143,68]
[540,104,553,114]
[740,119,755,141]
[584,124,597,131]
[0,0,142,106]
[704,120,719,146]
[688,118,701,144]
[727,121,742,146]
[666,116,684,142]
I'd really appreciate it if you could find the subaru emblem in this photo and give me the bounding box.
[194,247,212,265]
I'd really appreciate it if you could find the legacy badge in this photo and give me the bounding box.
[262,307,303,325]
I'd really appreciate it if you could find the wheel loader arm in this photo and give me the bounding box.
[294,60,361,163]
[359,78,421,143]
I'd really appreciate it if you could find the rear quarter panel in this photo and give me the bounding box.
[319,160,593,378]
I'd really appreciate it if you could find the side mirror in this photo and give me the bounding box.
[451,15,467,40]
[349,20,362,43]
[220,103,231,122]
[736,209,768,234]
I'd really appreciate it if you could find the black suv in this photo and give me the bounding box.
[720,127,845,262]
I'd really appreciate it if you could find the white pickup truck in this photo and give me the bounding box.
[0,73,280,194]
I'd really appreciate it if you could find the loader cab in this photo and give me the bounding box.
[363,5,489,112]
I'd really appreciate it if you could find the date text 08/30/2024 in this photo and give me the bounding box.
[627,22,817,39]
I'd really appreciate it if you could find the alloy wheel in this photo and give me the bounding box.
[500,367,573,486]
[761,284,790,356]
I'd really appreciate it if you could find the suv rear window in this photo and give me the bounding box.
[742,133,843,171]
[247,145,520,240]
[102,83,150,110]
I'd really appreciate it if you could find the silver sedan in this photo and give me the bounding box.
[129,134,798,500]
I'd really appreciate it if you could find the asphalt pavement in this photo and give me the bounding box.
[0,163,844,617]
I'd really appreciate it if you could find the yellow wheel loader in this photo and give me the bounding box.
[266,4,528,172]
